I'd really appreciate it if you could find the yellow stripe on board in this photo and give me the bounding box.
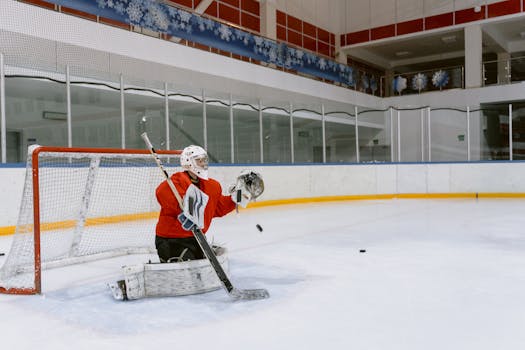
[0,211,159,236]
[1,193,525,236]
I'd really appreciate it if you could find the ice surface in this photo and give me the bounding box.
[1,199,525,350]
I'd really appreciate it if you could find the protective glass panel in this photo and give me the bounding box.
[292,104,322,163]
[398,108,424,162]
[123,77,165,150]
[262,102,291,164]
[206,92,231,164]
[233,96,260,164]
[358,109,390,162]
[5,70,67,162]
[168,89,204,152]
[480,105,510,160]
[324,102,357,163]
[430,108,467,161]
[512,103,525,160]
[71,71,122,148]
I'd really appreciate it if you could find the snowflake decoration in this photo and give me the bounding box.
[392,76,407,94]
[318,58,327,70]
[370,76,378,94]
[432,70,449,89]
[126,0,144,23]
[146,3,169,31]
[361,75,370,91]
[411,73,427,92]
[216,24,233,41]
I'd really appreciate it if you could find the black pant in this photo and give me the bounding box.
[155,236,205,262]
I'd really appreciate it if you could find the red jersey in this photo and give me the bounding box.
[155,171,236,238]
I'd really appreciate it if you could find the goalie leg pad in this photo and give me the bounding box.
[109,246,229,300]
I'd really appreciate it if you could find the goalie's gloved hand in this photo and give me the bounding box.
[229,170,264,208]
[177,212,196,231]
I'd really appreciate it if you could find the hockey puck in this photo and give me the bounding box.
[256,224,263,232]
[359,249,366,253]
[0,253,5,256]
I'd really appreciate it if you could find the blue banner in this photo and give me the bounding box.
[44,0,359,87]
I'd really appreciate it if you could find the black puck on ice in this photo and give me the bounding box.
[359,249,366,253]
[0,253,5,256]
[256,224,263,232]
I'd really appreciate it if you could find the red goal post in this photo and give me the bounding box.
[0,146,181,295]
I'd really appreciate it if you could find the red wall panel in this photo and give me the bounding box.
[425,12,453,30]
[303,35,317,52]
[317,41,330,57]
[204,2,218,17]
[303,22,316,38]
[455,7,485,24]
[241,12,259,32]
[340,34,347,46]
[318,28,330,43]
[346,30,370,44]
[276,10,286,25]
[277,25,287,41]
[287,29,302,46]
[371,24,395,40]
[218,3,240,25]
[397,18,423,35]
[168,0,194,8]
[488,0,521,17]
[220,0,239,7]
[287,15,302,32]
[241,0,259,16]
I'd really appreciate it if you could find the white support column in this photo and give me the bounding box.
[420,108,424,161]
[397,110,401,162]
[390,107,394,162]
[321,103,326,163]
[164,83,170,151]
[229,93,234,163]
[259,99,263,163]
[120,74,125,149]
[509,104,513,161]
[355,106,359,163]
[0,53,5,163]
[290,103,294,163]
[66,65,72,148]
[427,107,431,162]
[260,0,277,40]
[202,89,207,150]
[465,25,483,88]
[466,106,471,161]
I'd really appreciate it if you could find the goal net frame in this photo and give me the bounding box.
[0,146,181,295]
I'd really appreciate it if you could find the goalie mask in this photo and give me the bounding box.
[181,145,209,180]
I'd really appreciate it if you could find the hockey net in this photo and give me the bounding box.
[0,146,181,294]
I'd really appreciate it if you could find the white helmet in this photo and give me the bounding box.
[180,145,209,180]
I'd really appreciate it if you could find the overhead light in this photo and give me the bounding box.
[441,35,457,44]
[395,51,410,57]
[474,6,481,13]
[43,111,67,120]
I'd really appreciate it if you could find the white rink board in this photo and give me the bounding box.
[2,162,525,227]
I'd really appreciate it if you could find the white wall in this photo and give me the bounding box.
[1,162,525,228]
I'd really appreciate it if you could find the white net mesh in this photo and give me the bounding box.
[0,148,180,293]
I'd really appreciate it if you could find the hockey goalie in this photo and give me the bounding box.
[109,145,264,301]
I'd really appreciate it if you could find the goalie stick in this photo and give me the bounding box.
[141,133,269,301]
